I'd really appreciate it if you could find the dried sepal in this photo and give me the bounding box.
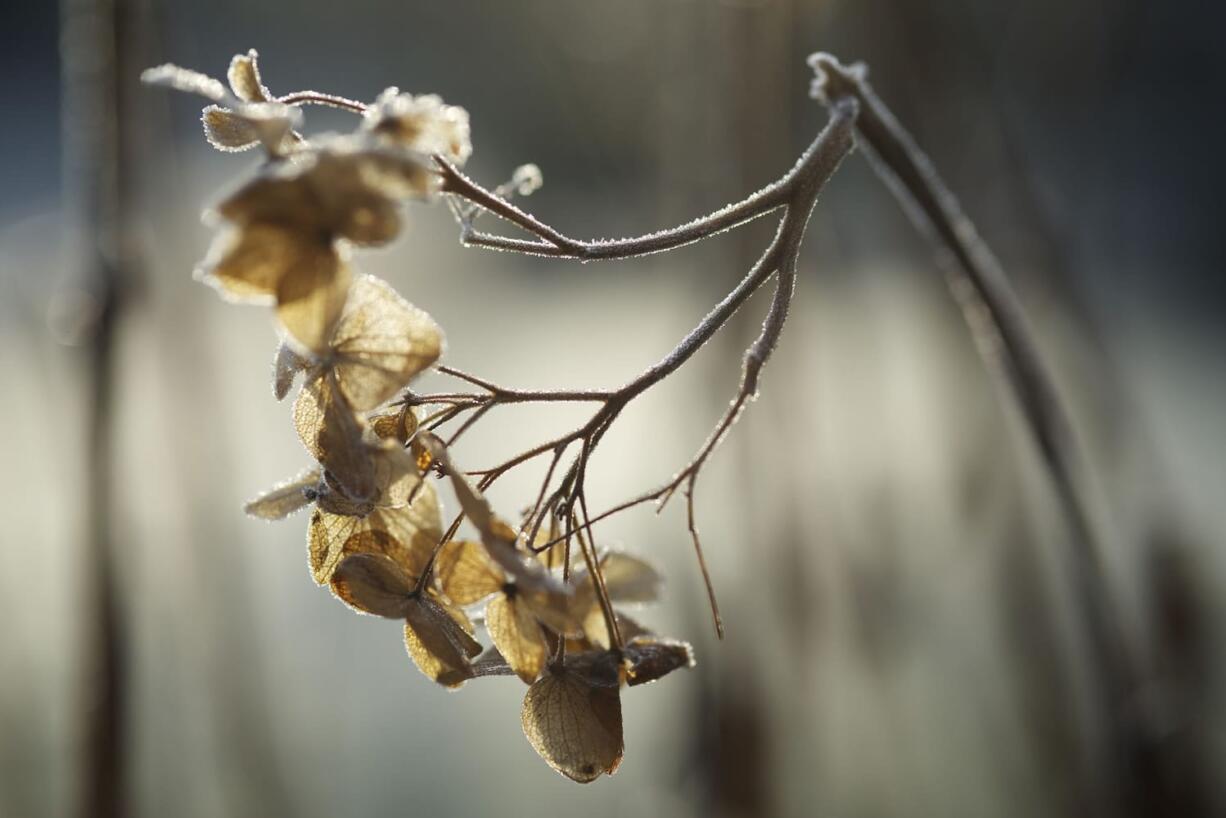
[486,594,549,684]
[582,609,651,651]
[597,552,662,604]
[329,552,414,618]
[293,371,374,501]
[202,105,262,152]
[306,480,440,585]
[622,638,695,687]
[404,593,482,688]
[370,406,417,445]
[275,255,352,355]
[435,539,503,606]
[141,64,228,102]
[243,468,321,520]
[199,223,295,302]
[521,665,624,783]
[227,49,271,103]
[329,275,443,411]
[273,341,311,401]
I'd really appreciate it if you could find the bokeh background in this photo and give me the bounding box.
[3,1,1224,816]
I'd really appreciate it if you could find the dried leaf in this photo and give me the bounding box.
[521,668,624,783]
[622,638,695,686]
[293,371,374,501]
[275,254,352,355]
[330,275,443,411]
[435,539,503,605]
[243,468,321,520]
[487,594,548,684]
[227,49,270,102]
[404,594,482,688]
[369,408,415,444]
[330,552,414,618]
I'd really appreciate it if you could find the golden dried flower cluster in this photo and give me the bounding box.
[144,50,693,783]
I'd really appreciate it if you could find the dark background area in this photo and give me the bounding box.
[2,1,1223,816]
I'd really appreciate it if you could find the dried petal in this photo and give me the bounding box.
[582,609,651,651]
[330,552,414,617]
[435,539,503,606]
[404,594,482,688]
[202,105,261,151]
[330,275,443,411]
[521,668,624,783]
[200,223,310,301]
[227,50,271,102]
[141,64,227,102]
[275,254,351,355]
[272,341,311,401]
[243,468,321,520]
[306,481,441,584]
[293,371,374,501]
[599,553,662,604]
[487,594,548,684]
[622,638,695,686]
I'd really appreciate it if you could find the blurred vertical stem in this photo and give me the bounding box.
[811,54,1141,816]
[62,0,135,814]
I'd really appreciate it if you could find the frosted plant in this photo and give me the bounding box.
[144,48,1118,785]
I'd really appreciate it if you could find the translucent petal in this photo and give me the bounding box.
[329,553,414,617]
[521,668,624,783]
[331,275,443,411]
[403,594,482,688]
[227,49,270,102]
[487,595,548,684]
[435,539,503,605]
[293,371,374,501]
[275,253,351,355]
[243,468,321,520]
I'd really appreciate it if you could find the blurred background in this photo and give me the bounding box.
[3,0,1224,816]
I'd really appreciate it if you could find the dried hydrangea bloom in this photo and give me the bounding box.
[245,440,440,585]
[285,275,442,497]
[142,58,300,155]
[307,469,442,585]
[435,538,583,684]
[330,553,482,688]
[363,88,472,167]
[201,145,438,352]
